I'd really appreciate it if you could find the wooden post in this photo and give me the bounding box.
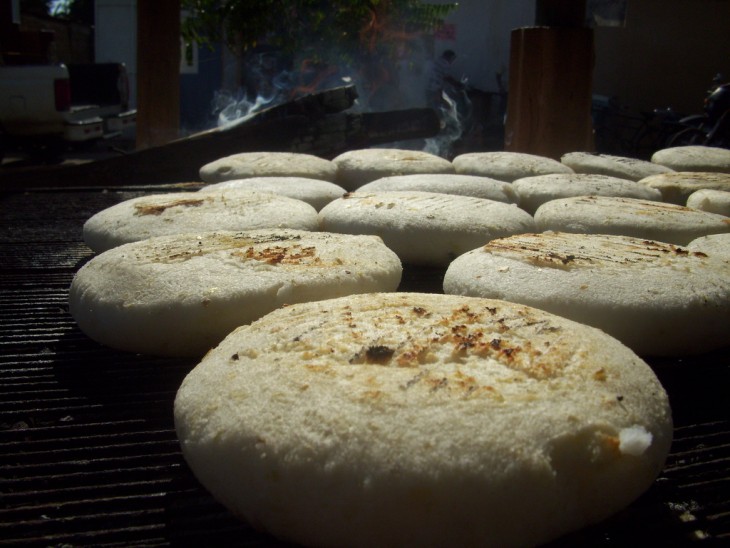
[136,0,181,149]
[504,0,595,159]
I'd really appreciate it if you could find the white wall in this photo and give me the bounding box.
[430,0,535,93]
[95,0,137,107]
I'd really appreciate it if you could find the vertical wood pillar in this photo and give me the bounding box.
[136,0,180,149]
[504,1,595,159]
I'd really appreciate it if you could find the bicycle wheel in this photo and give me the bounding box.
[667,127,707,147]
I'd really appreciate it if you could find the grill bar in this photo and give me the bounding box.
[1,184,729,546]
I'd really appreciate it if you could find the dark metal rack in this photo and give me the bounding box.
[1,185,728,546]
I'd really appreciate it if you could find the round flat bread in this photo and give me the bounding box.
[512,173,662,214]
[357,173,520,204]
[534,196,730,245]
[199,176,346,210]
[83,190,319,253]
[561,152,673,181]
[452,151,573,182]
[174,292,672,548]
[687,233,730,257]
[639,171,730,205]
[199,152,338,183]
[69,229,402,357]
[444,232,730,356]
[331,148,455,191]
[319,191,536,266]
[686,188,730,216]
[651,145,730,173]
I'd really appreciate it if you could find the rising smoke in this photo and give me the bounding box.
[210,41,472,158]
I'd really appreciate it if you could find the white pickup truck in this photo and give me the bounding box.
[0,62,136,161]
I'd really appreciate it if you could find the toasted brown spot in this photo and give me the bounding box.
[134,198,206,216]
[232,245,319,265]
[365,345,395,364]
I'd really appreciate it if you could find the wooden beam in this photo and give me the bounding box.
[136,0,181,149]
[504,26,595,159]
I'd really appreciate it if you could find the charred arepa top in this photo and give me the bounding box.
[83,190,319,253]
[638,171,730,205]
[319,190,535,266]
[331,148,455,191]
[561,152,673,181]
[199,151,338,183]
[444,232,730,356]
[652,145,730,173]
[534,195,730,246]
[357,173,520,204]
[174,292,672,548]
[452,151,573,182]
[512,173,662,214]
[69,229,402,357]
[198,176,346,211]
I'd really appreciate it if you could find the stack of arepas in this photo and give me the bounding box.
[68,146,730,547]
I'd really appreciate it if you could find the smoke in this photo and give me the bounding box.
[423,89,472,157]
[209,42,472,158]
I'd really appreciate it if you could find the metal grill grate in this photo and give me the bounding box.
[1,185,728,546]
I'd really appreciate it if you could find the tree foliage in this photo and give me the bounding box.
[181,0,457,62]
[50,0,94,25]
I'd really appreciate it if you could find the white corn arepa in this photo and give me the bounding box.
[83,190,319,253]
[319,191,536,266]
[534,196,730,245]
[561,152,673,181]
[686,188,730,216]
[688,233,730,257]
[443,232,730,356]
[69,229,402,357]
[639,171,730,205]
[452,151,573,182]
[174,292,673,548]
[357,173,520,204]
[512,173,662,214]
[199,151,338,183]
[651,145,730,173]
[198,176,346,210]
[331,148,455,191]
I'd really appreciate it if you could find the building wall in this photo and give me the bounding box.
[437,0,729,115]
[429,0,535,93]
[593,0,730,114]
[95,0,137,106]
[13,14,93,64]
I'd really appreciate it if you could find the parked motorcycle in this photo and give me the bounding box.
[668,74,730,148]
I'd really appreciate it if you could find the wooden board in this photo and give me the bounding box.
[0,86,440,189]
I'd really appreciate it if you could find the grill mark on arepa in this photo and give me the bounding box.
[351,192,499,215]
[568,196,696,215]
[134,198,207,216]
[484,233,708,269]
[132,233,343,265]
[286,302,568,385]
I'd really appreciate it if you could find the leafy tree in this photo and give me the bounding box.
[181,0,457,63]
[50,0,94,25]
